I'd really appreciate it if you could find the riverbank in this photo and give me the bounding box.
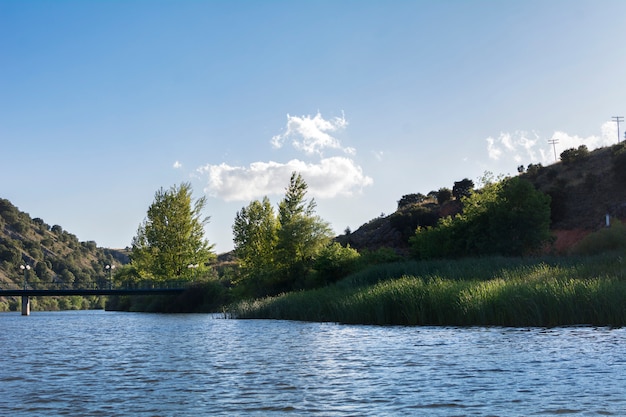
[228,252,626,326]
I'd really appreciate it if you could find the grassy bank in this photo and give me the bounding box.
[228,252,626,326]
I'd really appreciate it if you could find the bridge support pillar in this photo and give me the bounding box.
[21,296,30,316]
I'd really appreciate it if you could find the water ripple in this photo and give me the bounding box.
[1,312,626,416]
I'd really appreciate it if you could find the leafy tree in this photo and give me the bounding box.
[397,193,425,210]
[0,242,20,264]
[131,182,215,281]
[411,177,551,258]
[466,177,552,255]
[232,172,333,295]
[232,197,279,296]
[389,205,439,241]
[275,172,333,291]
[436,188,452,205]
[313,242,360,286]
[453,178,474,200]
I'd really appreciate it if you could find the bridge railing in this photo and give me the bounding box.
[0,279,194,292]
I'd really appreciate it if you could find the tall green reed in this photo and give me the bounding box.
[229,252,626,326]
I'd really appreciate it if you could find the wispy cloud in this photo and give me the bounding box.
[271,112,354,156]
[173,160,182,169]
[197,112,373,201]
[485,121,617,165]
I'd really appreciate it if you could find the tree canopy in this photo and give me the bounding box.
[411,177,551,259]
[131,182,215,280]
[232,196,278,295]
[232,172,333,296]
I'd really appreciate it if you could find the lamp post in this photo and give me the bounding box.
[20,264,31,290]
[20,264,31,315]
[105,264,116,289]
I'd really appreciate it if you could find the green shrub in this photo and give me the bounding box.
[312,243,360,286]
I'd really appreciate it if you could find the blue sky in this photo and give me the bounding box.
[2,0,625,253]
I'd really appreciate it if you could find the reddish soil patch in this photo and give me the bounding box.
[547,229,591,254]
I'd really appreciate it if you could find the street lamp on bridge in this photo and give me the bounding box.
[20,264,31,290]
[105,264,116,289]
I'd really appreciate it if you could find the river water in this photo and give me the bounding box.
[0,310,625,416]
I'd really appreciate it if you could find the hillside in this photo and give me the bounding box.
[338,143,626,254]
[0,198,128,291]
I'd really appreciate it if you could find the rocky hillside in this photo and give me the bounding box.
[0,198,128,289]
[338,143,626,254]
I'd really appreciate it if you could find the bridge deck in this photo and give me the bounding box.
[0,288,187,297]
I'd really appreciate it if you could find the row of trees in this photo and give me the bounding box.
[126,173,553,298]
[397,178,475,210]
[232,172,357,296]
[127,174,359,297]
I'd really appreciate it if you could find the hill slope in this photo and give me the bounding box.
[0,198,128,290]
[339,143,626,254]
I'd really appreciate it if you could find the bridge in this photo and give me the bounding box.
[0,281,190,315]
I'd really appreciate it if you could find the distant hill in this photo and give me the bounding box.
[338,143,626,255]
[0,198,128,291]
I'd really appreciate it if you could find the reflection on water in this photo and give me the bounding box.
[1,310,625,416]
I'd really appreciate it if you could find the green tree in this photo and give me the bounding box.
[233,172,334,295]
[463,177,551,255]
[313,242,360,286]
[275,173,333,290]
[411,177,551,258]
[397,193,425,209]
[131,182,215,281]
[453,178,474,200]
[232,197,279,296]
[436,187,452,205]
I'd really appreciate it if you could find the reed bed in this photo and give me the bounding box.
[229,252,626,326]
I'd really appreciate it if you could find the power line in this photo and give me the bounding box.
[613,116,624,143]
[548,138,559,161]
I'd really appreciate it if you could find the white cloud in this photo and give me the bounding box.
[271,112,352,156]
[197,111,373,202]
[485,122,617,166]
[173,160,182,169]
[198,157,373,201]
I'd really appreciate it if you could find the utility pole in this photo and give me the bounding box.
[612,116,624,143]
[548,138,559,162]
